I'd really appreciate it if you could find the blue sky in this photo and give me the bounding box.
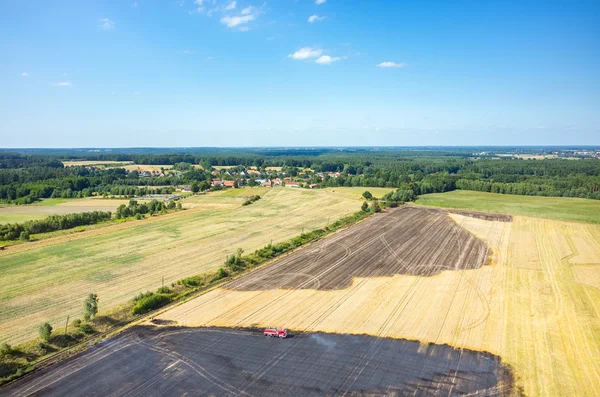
[1,0,599,147]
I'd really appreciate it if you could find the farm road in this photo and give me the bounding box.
[2,326,516,397]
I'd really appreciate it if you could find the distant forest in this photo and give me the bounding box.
[1,147,599,204]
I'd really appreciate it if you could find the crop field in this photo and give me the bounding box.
[415,190,600,223]
[323,186,395,201]
[156,207,600,396]
[2,326,516,396]
[181,187,271,211]
[0,188,362,345]
[0,198,131,224]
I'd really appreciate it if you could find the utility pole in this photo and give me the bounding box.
[65,315,70,334]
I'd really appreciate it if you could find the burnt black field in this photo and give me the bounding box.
[2,326,516,397]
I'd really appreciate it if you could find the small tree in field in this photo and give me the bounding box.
[38,323,52,341]
[362,191,373,200]
[83,293,99,321]
[361,201,369,212]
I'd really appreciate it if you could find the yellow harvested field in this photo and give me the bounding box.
[572,266,600,289]
[569,235,600,264]
[0,188,362,345]
[157,212,600,397]
[121,164,173,172]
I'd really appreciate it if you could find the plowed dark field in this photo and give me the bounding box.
[2,326,516,397]
[228,206,492,291]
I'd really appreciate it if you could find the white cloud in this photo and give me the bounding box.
[225,1,236,10]
[288,47,322,60]
[21,72,29,77]
[220,14,256,27]
[98,18,115,30]
[54,82,72,87]
[377,61,406,68]
[315,55,340,65]
[308,15,325,23]
[315,0,326,4]
[241,6,254,15]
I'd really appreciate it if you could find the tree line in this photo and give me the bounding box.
[0,211,112,241]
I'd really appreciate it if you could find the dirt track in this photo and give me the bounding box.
[228,206,491,290]
[2,326,516,397]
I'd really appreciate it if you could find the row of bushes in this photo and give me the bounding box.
[242,195,261,206]
[115,199,181,219]
[0,211,112,241]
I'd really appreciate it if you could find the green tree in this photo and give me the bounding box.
[191,182,200,193]
[177,202,182,210]
[38,322,52,341]
[361,201,369,212]
[362,191,373,200]
[199,180,210,191]
[19,231,30,241]
[233,180,239,188]
[83,293,99,320]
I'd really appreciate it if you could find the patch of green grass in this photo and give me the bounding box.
[415,190,600,223]
[36,198,72,206]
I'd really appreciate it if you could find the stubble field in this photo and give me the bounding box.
[0,198,131,224]
[157,207,600,397]
[0,188,362,345]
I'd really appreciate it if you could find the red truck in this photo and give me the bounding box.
[264,328,288,338]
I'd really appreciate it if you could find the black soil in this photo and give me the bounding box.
[227,207,494,291]
[2,326,518,397]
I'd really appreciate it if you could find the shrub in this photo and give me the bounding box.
[370,201,381,213]
[0,343,12,357]
[79,323,94,334]
[71,318,82,328]
[156,286,171,294]
[361,201,369,212]
[215,267,229,280]
[362,191,373,200]
[133,291,154,302]
[131,294,172,315]
[38,323,52,341]
[83,293,99,321]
